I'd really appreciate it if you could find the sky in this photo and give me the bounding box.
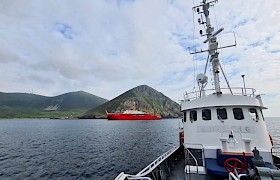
[0,0,279,116]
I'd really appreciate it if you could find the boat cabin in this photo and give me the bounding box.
[181,88,276,178]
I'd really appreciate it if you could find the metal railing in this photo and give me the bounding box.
[115,145,180,180]
[185,148,199,174]
[272,145,280,157]
[184,143,205,175]
[183,87,256,101]
[128,177,152,180]
[115,172,152,180]
[184,142,205,148]
[228,172,247,180]
[136,145,180,177]
[272,146,280,169]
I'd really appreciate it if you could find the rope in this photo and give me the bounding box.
[192,0,197,91]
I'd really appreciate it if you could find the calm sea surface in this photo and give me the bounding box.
[0,118,180,179]
[0,117,279,179]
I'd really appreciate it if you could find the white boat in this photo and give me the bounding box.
[115,0,280,179]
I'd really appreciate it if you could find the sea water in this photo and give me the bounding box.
[0,117,279,179]
[0,119,179,179]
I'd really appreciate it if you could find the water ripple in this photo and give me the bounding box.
[0,119,179,179]
[1,118,278,179]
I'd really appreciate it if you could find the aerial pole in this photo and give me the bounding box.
[191,0,236,95]
[202,1,222,94]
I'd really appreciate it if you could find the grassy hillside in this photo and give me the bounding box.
[81,85,181,118]
[0,91,108,118]
[45,91,108,110]
[0,92,48,108]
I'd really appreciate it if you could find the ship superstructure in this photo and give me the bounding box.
[107,102,162,120]
[181,0,277,178]
[115,0,280,179]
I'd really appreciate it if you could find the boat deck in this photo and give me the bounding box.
[168,155,185,180]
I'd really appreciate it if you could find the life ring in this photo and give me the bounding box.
[269,134,274,146]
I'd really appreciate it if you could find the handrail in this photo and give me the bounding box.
[115,172,126,180]
[184,87,256,101]
[228,172,247,180]
[272,145,280,157]
[136,145,180,177]
[128,177,152,180]
[185,148,199,174]
[115,145,180,180]
[115,172,152,180]
[184,143,206,175]
[184,143,204,149]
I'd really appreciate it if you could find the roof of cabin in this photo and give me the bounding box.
[181,94,266,111]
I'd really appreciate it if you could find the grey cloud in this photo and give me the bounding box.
[0,0,279,116]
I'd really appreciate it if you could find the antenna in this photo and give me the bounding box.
[203,27,224,43]
[190,2,237,55]
[189,0,237,95]
[241,75,247,95]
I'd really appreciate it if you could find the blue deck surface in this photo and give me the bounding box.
[205,158,234,177]
[205,158,277,178]
[205,149,277,177]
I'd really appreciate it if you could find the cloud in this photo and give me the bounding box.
[0,0,279,116]
[54,22,77,40]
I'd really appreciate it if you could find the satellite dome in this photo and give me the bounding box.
[196,73,208,84]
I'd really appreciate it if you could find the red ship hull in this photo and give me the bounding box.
[107,113,162,120]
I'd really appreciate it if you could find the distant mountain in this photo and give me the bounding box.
[0,91,108,118]
[81,85,181,119]
[44,91,108,110]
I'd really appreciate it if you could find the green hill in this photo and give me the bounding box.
[81,85,181,119]
[0,91,108,118]
[45,91,108,110]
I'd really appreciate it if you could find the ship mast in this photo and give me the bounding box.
[192,0,236,95]
[202,0,222,94]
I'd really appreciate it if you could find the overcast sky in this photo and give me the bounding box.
[0,0,279,116]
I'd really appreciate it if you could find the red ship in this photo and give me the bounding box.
[106,104,162,120]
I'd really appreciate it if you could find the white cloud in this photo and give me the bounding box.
[0,0,279,116]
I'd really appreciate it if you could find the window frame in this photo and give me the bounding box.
[202,109,211,120]
[260,109,265,121]
[249,108,259,121]
[183,111,187,122]
[233,108,244,120]
[190,110,197,122]
[216,108,228,120]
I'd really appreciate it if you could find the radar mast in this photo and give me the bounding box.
[191,0,236,95]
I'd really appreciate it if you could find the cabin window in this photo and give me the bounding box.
[260,109,265,121]
[217,108,227,120]
[249,108,259,121]
[202,109,211,120]
[233,108,244,120]
[190,110,197,122]
[183,112,187,122]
